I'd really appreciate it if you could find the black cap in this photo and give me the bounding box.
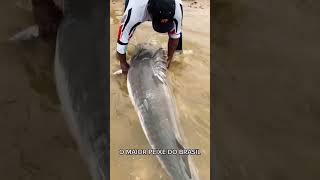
[147,0,176,33]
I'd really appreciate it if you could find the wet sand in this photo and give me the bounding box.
[214,0,320,179]
[110,0,210,179]
[0,1,91,179]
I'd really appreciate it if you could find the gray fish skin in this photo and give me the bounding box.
[54,0,108,180]
[127,43,199,180]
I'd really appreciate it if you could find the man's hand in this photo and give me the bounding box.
[116,52,129,74]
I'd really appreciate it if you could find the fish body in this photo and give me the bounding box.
[54,0,108,180]
[127,43,199,180]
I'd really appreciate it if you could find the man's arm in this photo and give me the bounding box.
[167,1,183,68]
[116,6,141,74]
[32,0,63,41]
[167,38,179,68]
[116,52,129,74]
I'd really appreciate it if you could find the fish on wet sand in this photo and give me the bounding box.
[127,43,199,180]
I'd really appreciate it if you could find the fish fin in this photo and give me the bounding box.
[9,25,39,41]
[176,139,192,179]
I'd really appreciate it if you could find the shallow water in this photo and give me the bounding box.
[110,1,210,180]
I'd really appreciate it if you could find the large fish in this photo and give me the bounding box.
[54,0,108,180]
[127,43,199,180]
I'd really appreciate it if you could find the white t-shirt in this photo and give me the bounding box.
[116,0,183,54]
